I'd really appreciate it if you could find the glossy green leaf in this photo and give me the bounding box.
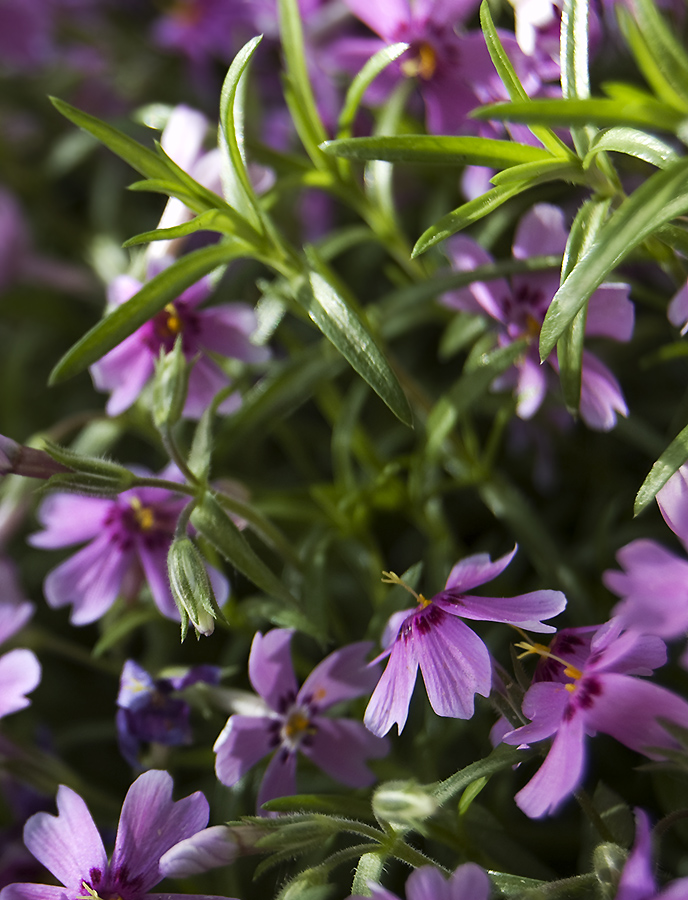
[556,198,610,413]
[337,42,409,139]
[122,209,240,247]
[50,96,175,181]
[294,270,413,427]
[619,7,688,111]
[322,135,554,167]
[126,179,209,210]
[412,183,525,256]
[634,421,688,515]
[191,493,300,608]
[471,97,685,133]
[628,0,688,107]
[479,2,572,158]
[561,0,594,155]
[583,126,679,169]
[49,242,239,384]
[540,157,688,360]
[490,159,586,185]
[219,36,264,229]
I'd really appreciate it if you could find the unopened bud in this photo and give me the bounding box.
[593,842,627,898]
[0,435,70,480]
[167,536,222,639]
[256,816,340,852]
[43,441,137,494]
[372,780,438,832]
[160,825,265,877]
[152,338,191,430]
[277,868,330,900]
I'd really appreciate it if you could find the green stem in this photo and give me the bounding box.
[214,490,303,570]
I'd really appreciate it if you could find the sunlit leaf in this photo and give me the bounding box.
[337,42,409,139]
[635,421,688,515]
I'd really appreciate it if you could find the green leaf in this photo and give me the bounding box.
[634,421,688,515]
[458,776,488,815]
[479,1,572,158]
[92,607,158,657]
[539,157,688,359]
[337,42,409,139]
[431,744,527,806]
[561,0,594,155]
[122,209,240,247]
[490,158,586,185]
[277,0,330,168]
[191,493,300,608]
[262,794,374,819]
[471,97,685,133]
[627,0,688,108]
[412,183,526,256]
[582,126,680,169]
[49,242,239,384]
[619,8,688,111]
[321,135,554,168]
[50,97,175,181]
[294,269,413,427]
[556,198,610,413]
[219,36,265,229]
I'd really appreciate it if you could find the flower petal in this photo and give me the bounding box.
[298,642,380,711]
[405,866,452,900]
[1,886,77,900]
[616,809,656,900]
[256,750,297,812]
[415,612,491,719]
[502,681,569,746]
[0,598,33,645]
[29,494,112,549]
[341,0,409,38]
[579,351,628,432]
[586,284,634,341]
[0,649,40,718]
[443,547,517,593]
[512,204,568,260]
[110,770,209,894]
[159,826,238,878]
[657,465,688,550]
[446,862,491,900]
[364,634,419,737]
[304,718,388,787]
[136,540,178,620]
[23,786,107,891]
[248,630,299,711]
[196,306,270,363]
[514,710,586,818]
[439,588,566,632]
[213,715,274,787]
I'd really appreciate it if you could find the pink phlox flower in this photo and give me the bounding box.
[336,0,550,136]
[615,808,688,900]
[0,769,239,900]
[604,464,688,643]
[0,565,40,720]
[213,629,388,813]
[89,264,270,419]
[349,862,491,900]
[29,468,229,625]
[364,545,567,737]
[501,619,688,818]
[442,203,634,430]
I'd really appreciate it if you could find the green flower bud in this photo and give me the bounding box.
[167,536,222,639]
[43,440,137,493]
[372,779,438,832]
[152,337,191,430]
[592,842,627,899]
[256,816,341,852]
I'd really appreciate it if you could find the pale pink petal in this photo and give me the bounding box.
[514,353,547,420]
[414,0,480,26]
[43,535,132,625]
[512,204,568,260]
[446,863,491,900]
[381,609,413,649]
[364,636,418,737]
[405,866,452,900]
[183,357,236,420]
[90,335,155,417]
[0,599,33,645]
[588,626,666,677]
[1,886,71,900]
[23,786,107,891]
[514,711,586,818]
[442,235,509,322]
[585,673,688,758]
[579,351,628,431]
[160,105,208,171]
[298,642,379,711]
[107,274,141,308]
[616,809,656,900]
[416,612,491,718]
[440,588,566,633]
[30,495,112,549]
[668,281,688,330]
[111,770,209,893]
[0,649,40,717]
[341,0,410,38]
[159,826,238,878]
[502,681,569,745]
[443,547,517,593]
[586,284,634,341]
[657,465,688,549]
[248,630,299,711]
[257,750,297,812]
[213,715,274,787]
[196,306,270,362]
[304,718,387,787]
[136,541,178,621]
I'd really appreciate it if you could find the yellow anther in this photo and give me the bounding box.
[381,571,427,606]
[563,665,583,681]
[401,42,437,80]
[130,497,156,531]
[565,683,576,693]
[164,303,183,335]
[283,708,311,742]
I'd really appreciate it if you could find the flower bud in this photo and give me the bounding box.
[42,440,137,494]
[372,779,439,832]
[256,816,340,852]
[592,842,627,899]
[160,825,266,877]
[0,435,70,480]
[152,337,191,430]
[167,536,222,639]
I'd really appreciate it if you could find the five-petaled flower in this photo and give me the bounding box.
[365,546,566,737]
[349,862,491,900]
[214,629,388,812]
[502,619,688,818]
[0,769,238,900]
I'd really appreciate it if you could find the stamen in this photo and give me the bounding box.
[381,571,429,606]
[164,303,183,335]
[130,497,156,531]
[78,884,101,900]
[401,43,437,80]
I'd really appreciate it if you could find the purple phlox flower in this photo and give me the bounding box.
[116,660,221,768]
[364,545,566,737]
[0,769,239,900]
[213,629,388,812]
[349,862,491,900]
[0,588,40,720]
[335,0,552,135]
[442,203,634,430]
[604,464,688,642]
[616,808,688,900]
[501,619,688,818]
[668,281,688,334]
[89,263,270,419]
[29,468,229,625]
